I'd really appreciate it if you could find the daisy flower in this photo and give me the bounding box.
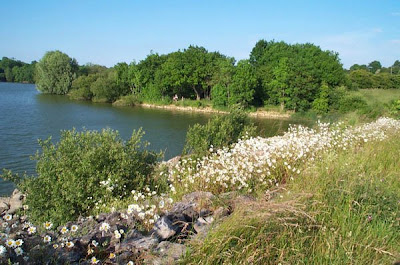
[44,221,53,230]
[91,256,99,264]
[27,226,36,235]
[99,222,110,232]
[14,247,23,256]
[44,235,52,243]
[3,214,12,221]
[6,239,15,248]
[15,239,23,247]
[71,225,78,232]
[60,226,69,234]
[66,241,74,248]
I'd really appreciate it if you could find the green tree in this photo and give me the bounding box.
[90,72,119,102]
[229,60,257,107]
[349,69,373,89]
[367,60,382,73]
[268,57,290,110]
[36,51,78,94]
[312,82,330,114]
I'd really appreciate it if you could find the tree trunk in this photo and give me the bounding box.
[193,86,201,100]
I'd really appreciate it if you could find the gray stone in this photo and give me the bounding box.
[182,191,214,204]
[118,235,158,252]
[152,216,178,240]
[169,201,198,222]
[0,197,9,213]
[7,189,24,214]
[213,206,230,219]
[56,250,83,263]
[155,241,186,260]
[193,216,213,234]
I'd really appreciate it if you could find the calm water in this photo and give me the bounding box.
[0,82,306,195]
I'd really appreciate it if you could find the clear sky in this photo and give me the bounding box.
[1,0,399,69]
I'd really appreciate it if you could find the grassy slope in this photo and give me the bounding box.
[182,134,400,264]
[354,89,400,105]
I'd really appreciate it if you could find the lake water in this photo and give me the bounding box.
[0,82,307,195]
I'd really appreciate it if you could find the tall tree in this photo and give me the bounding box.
[229,60,257,107]
[36,51,78,94]
[368,60,382,73]
[269,57,290,110]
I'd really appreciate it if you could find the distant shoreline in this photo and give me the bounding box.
[132,103,292,120]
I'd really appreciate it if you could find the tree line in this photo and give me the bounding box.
[4,40,400,113]
[348,60,400,89]
[0,57,36,83]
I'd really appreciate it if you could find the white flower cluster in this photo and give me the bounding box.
[168,117,400,193]
[126,188,173,228]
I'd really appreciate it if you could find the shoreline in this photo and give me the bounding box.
[135,103,292,120]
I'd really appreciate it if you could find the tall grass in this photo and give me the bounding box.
[182,134,400,264]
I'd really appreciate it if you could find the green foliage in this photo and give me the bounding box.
[250,40,346,111]
[312,82,330,114]
[36,51,78,94]
[211,84,228,108]
[4,128,161,225]
[0,57,35,83]
[389,99,400,116]
[183,110,257,156]
[338,94,368,113]
[69,74,98,100]
[113,94,142,106]
[229,60,257,107]
[367,60,382,73]
[90,73,119,102]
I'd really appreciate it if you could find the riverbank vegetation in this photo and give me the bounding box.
[3,40,400,119]
[0,57,36,83]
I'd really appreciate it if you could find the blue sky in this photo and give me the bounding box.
[1,0,399,68]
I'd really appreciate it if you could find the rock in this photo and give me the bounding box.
[213,207,230,219]
[169,202,198,222]
[96,213,108,222]
[56,250,83,264]
[7,189,24,214]
[0,197,9,213]
[199,208,211,217]
[166,156,181,167]
[79,230,102,246]
[151,216,178,240]
[154,241,186,262]
[118,235,158,252]
[193,216,213,234]
[182,191,214,204]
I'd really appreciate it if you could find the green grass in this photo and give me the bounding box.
[353,89,400,105]
[181,134,400,264]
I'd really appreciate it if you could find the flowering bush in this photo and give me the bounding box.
[182,110,257,156]
[169,117,400,195]
[4,128,162,226]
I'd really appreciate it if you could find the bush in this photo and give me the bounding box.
[389,99,400,117]
[4,128,161,225]
[182,109,257,156]
[338,95,368,113]
[113,94,142,106]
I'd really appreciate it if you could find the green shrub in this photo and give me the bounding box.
[211,84,228,108]
[3,128,161,225]
[389,99,400,117]
[183,109,257,156]
[338,95,368,113]
[113,94,142,106]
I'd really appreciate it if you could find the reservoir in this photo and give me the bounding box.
[0,82,306,195]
